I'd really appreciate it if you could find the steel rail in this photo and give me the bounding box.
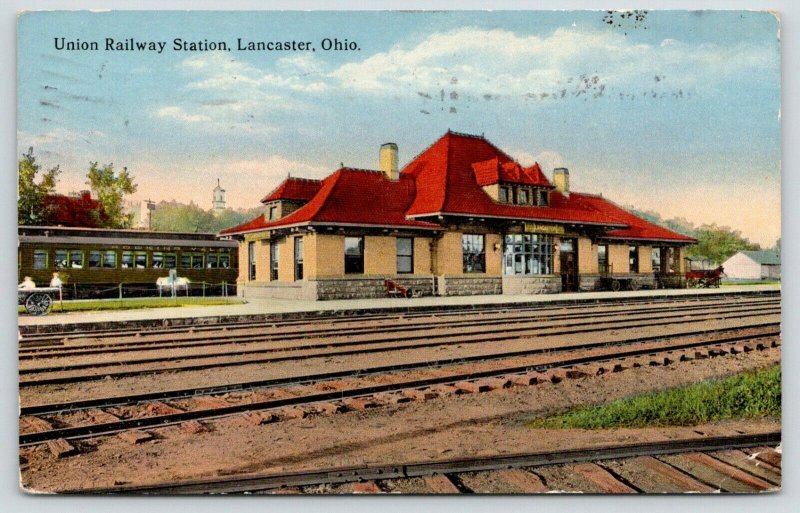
[69,431,782,494]
[20,329,779,443]
[20,289,779,340]
[19,298,781,358]
[18,310,780,385]
[19,304,780,372]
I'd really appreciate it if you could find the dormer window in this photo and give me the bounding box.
[537,189,549,206]
[499,186,510,203]
[268,205,277,221]
[518,189,529,205]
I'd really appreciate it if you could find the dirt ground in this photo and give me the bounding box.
[19,346,780,493]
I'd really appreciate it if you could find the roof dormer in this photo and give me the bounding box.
[472,158,554,206]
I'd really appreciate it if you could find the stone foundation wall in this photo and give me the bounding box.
[238,281,316,301]
[579,275,602,292]
[313,277,435,300]
[437,276,502,296]
[502,275,562,294]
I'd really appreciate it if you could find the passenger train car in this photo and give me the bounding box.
[18,226,238,298]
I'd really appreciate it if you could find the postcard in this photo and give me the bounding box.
[17,10,781,494]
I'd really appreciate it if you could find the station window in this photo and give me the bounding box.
[152,252,164,269]
[598,245,609,274]
[651,247,662,273]
[69,251,84,269]
[537,190,549,206]
[629,246,639,273]
[270,242,279,280]
[294,237,304,280]
[89,251,102,269]
[121,252,134,269]
[55,250,68,269]
[268,205,277,221]
[134,252,147,269]
[164,253,177,269]
[33,250,47,270]
[344,237,364,274]
[219,253,231,270]
[518,189,529,205]
[396,237,414,274]
[503,234,553,275]
[462,234,485,273]
[248,242,256,280]
[498,186,510,203]
[103,251,117,269]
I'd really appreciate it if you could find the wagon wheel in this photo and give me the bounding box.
[25,293,52,316]
[629,280,641,291]
[404,289,413,299]
[687,278,698,288]
[611,279,621,292]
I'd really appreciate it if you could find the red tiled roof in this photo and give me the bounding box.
[222,131,695,244]
[220,168,441,235]
[472,158,552,187]
[260,177,322,203]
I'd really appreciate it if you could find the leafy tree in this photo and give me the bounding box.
[86,163,137,228]
[150,201,263,233]
[18,147,60,225]
[687,224,759,264]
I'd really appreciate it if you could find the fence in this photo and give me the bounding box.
[52,281,237,300]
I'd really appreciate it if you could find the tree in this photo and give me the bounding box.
[86,162,137,228]
[18,147,60,225]
[150,200,264,233]
[687,224,760,264]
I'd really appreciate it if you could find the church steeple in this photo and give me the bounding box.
[212,178,226,213]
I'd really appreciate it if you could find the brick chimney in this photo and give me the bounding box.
[379,142,398,180]
[553,168,569,196]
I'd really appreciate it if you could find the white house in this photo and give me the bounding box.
[721,250,780,280]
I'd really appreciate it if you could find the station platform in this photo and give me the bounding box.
[17,284,780,331]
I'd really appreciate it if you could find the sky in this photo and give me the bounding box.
[17,10,781,246]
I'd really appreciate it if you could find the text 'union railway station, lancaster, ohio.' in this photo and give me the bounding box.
[221,131,696,300]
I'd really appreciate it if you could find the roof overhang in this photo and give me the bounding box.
[599,235,697,245]
[406,211,628,229]
[220,220,442,237]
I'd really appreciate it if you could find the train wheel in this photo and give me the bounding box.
[25,293,52,316]
[611,279,621,292]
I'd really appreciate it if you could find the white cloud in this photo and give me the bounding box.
[156,106,210,124]
[505,148,566,173]
[327,27,775,96]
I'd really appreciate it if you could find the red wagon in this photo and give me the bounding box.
[685,265,724,288]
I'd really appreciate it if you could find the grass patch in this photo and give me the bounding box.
[527,366,781,430]
[721,279,780,286]
[19,296,244,313]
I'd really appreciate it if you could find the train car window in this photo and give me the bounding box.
[152,252,164,269]
[33,250,47,270]
[220,253,231,270]
[55,250,68,269]
[165,253,177,269]
[89,251,102,268]
[207,254,219,268]
[135,252,147,269]
[191,254,203,269]
[70,251,84,269]
[104,251,117,269]
[121,252,133,268]
[181,254,191,269]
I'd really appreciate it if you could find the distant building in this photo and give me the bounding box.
[42,191,107,228]
[213,179,226,213]
[126,199,156,230]
[721,250,780,280]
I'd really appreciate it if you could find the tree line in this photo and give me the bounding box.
[625,206,778,265]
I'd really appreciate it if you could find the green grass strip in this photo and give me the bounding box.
[19,296,244,313]
[527,366,781,430]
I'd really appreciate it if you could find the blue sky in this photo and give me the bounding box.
[17,10,780,245]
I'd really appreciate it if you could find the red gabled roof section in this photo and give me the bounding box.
[472,158,552,187]
[572,193,697,243]
[260,177,322,204]
[220,168,441,235]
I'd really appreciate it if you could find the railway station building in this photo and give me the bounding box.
[220,131,695,300]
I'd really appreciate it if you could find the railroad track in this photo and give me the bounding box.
[18,296,780,359]
[19,290,779,345]
[71,432,781,494]
[20,326,780,446]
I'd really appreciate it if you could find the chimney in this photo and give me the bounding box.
[379,142,398,180]
[553,168,569,196]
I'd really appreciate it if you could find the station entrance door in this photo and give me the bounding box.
[559,238,579,292]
